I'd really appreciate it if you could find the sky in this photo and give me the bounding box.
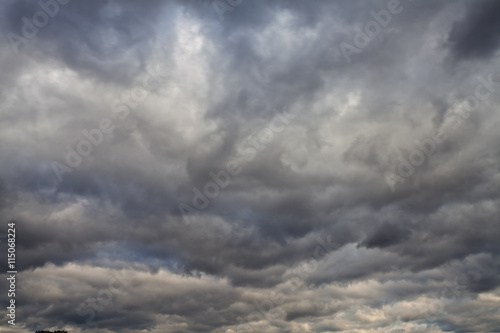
[1,0,500,332]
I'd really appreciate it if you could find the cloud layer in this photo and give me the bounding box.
[1,0,500,332]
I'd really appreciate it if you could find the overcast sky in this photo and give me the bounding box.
[1,0,500,332]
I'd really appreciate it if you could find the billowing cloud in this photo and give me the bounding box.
[1,0,500,332]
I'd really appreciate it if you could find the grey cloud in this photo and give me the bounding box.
[447,0,500,61]
[1,0,500,332]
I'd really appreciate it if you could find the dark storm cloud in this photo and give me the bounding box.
[1,0,500,332]
[447,0,500,61]
[359,222,412,249]
[4,0,171,83]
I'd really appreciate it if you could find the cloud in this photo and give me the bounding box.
[1,0,500,332]
[447,0,500,61]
